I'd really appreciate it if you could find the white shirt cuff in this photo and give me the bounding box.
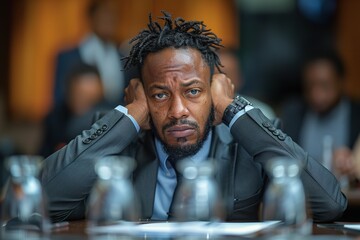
[115,105,140,132]
[229,105,254,129]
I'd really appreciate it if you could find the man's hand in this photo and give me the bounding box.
[124,78,151,130]
[211,73,234,125]
[333,147,356,178]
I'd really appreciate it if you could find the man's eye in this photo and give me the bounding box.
[187,89,200,96]
[154,93,168,100]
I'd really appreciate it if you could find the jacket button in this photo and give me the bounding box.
[268,126,276,132]
[262,122,271,128]
[102,125,108,130]
[82,138,91,144]
[272,129,280,136]
[278,134,286,141]
[90,134,97,140]
[96,129,103,135]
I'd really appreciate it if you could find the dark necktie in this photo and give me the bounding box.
[167,156,182,219]
[167,156,181,179]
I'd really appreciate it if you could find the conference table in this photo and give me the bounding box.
[28,220,360,239]
[3,189,360,239]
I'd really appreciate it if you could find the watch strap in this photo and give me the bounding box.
[222,96,252,126]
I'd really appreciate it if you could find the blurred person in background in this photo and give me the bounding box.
[54,0,134,107]
[40,63,111,157]
[217,49,276,120]
[281,50,360,183]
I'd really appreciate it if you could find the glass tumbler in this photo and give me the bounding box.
[172,158,225,222]
[262,157,312,238]
[87,156,139,229]
[1,155,51,238]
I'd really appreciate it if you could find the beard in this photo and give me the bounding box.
[151,105,214,161]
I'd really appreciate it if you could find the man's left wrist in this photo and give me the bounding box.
[222,96,252,126]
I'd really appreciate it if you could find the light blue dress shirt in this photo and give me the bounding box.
[151,131,212,220]
[115,104,253,220]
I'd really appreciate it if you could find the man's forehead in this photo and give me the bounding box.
[146,48,202,63]
[142,47,210,76]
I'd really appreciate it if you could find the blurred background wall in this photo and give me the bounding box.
[6,0,239,122]
[0,0,359,155]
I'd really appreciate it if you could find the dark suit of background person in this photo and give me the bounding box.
[40,63,111,158]
[53,0,135,107]
[281,51,360,170]
[41,14,346,224]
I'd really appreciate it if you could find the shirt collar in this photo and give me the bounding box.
[155,130,213,171]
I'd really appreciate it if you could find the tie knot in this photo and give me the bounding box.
[167,156,176,169]
[166,156,182,179]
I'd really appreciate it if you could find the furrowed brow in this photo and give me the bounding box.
[181,80,203,87]
[149,84,170,91]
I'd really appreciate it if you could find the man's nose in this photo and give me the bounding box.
[168,95,189,119]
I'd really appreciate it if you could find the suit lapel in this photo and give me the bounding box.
[132,131,159,219]
[209,126,238,216]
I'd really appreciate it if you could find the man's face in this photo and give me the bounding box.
[142,48,213,158]
[303,60,342,114]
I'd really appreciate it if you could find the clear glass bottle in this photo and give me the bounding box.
[172,158,224,222]
[1,155,51,238]
[262,157,312,238]
[86,156,139,230]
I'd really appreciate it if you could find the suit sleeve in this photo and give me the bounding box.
[230,108,347,222]
[41,109,138,222]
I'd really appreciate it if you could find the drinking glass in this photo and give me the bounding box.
[87,156,139,230]
[1,155,51,238]
[262,157,312,238]
[171,158,225,222]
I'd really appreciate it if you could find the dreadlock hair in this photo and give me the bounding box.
[123,11,224,77]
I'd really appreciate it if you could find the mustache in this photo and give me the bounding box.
[162,119,199,132]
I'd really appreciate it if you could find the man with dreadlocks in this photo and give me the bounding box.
[41,12,346,223]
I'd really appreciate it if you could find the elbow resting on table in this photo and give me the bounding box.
[313,198,348,223]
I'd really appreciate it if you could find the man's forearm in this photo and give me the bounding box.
[41,109,139,222]
[229,108,347,222]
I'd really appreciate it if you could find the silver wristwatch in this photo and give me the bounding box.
[222,96,252,126]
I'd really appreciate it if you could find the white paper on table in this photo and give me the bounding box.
[344,224,360,231]
[87,221,281,237]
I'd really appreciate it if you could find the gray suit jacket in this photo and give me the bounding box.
[41,108,347,223]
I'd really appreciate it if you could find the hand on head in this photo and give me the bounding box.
[211,73,234,125]
[125,78,151,130]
